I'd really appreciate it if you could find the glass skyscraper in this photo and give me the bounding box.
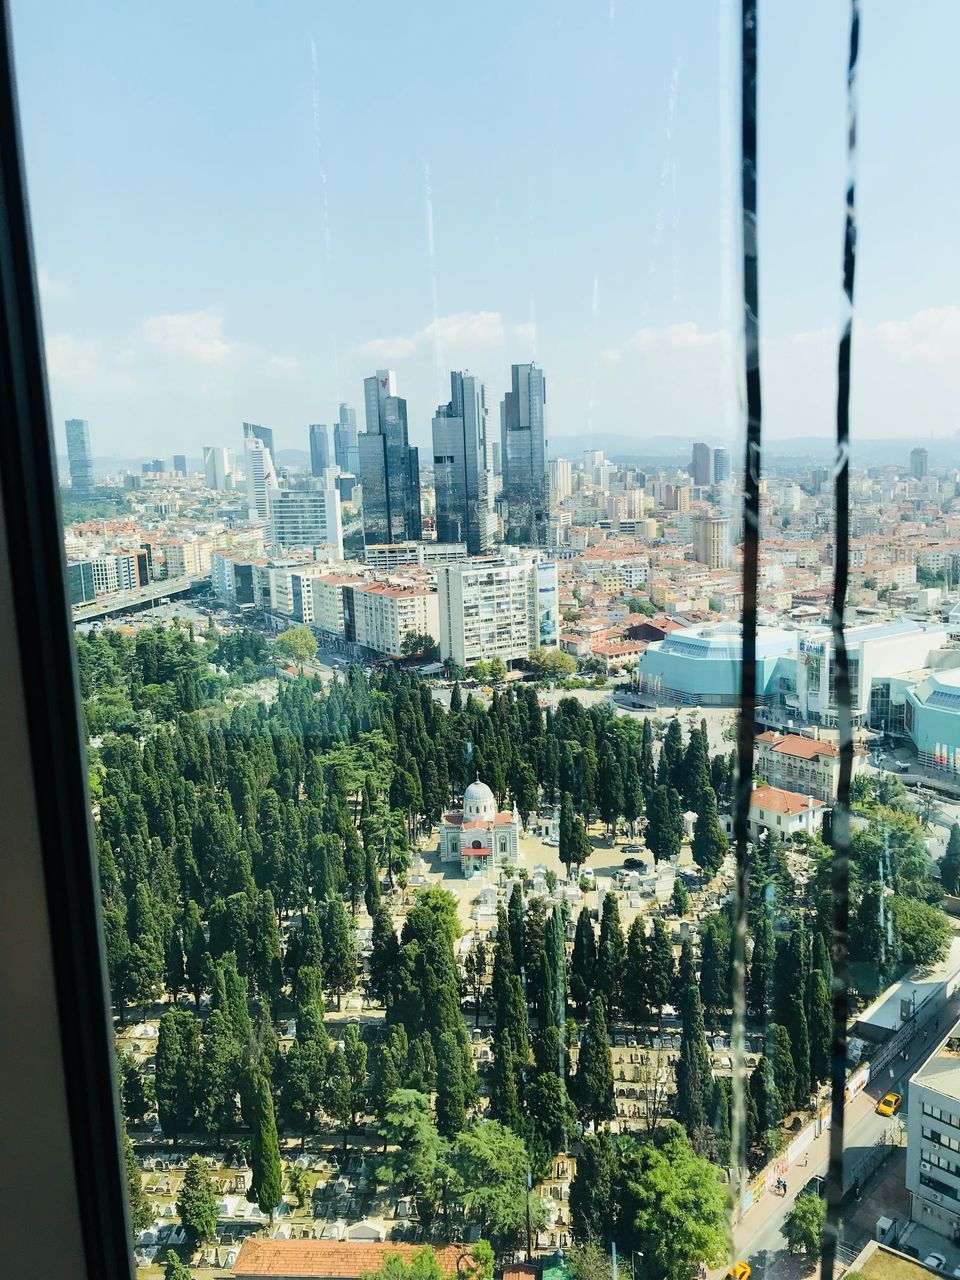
[432,370,496,554]
[243,421,275,460]
[308,423,329,476]
[334,402,359,473]
[500,362,548,546]
[358,370,421,545]
[65,418,93,497]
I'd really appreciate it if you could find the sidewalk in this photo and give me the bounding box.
[710,992,960,1277]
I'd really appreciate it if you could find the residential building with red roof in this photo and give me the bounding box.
[749,785,825,840]
[756,730,866,802]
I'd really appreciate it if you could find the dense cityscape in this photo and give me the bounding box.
[56,359,960,1280]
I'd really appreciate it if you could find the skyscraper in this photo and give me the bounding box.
[243,421,275,460]
[309,424,329,477]
[334,403,359,473]
[500,362,548,545]
[173,453,187,476]
[245,437,277,521]
[911,447,929,481]
[693,512,731,569]
[432,370,496,554]
[268,485,342,558]
[713,446,731,484]
[203,446,231,490]
[358,369,421,545]
[65,418,93,497]
[691,442,713,487]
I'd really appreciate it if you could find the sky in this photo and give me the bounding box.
[10,1,960,459]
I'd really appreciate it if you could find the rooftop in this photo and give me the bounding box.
[914,1020,960,1099]
[233,1241,464,1280]
[750,786,824,816]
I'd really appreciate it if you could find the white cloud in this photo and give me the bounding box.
[361,310,506,360]
[877,306,960,366]
[266,354,299,375]
[37,267,68,303]
[141,310,237,364]
[45,333,101,380]
[513,321,537,345]
[601,321,722,364]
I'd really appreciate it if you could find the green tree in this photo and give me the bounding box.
[527,1070,574,1158]
[454,1121,545,1250]
[748,1056,783,1159]
[618,1125,728,1280]
[274,625,318,666]
[671,877,689,916]
[322,896,357,1009]
[645,917,674,1028]
[122,1125,151,1234]
[119,1050,152,1127]
[570,907,596,1012]
[691,784,727,878]
[377,1089,440,1195]
[783,1192,826,1258]
[400,631,440,661]
[942,822,960,895]
[569,1130,617,1242]
[560,791,592,875]
[197,1007,241,1138]
[436,1031,466,1137]
[176,1154,218,1247]
[287,1165,310,1208]
[529,648,577,681]
[892,896,951,968]
[575,997,615,1126]
[645,784,683,863]
[770,1023,797,1116]
[596,892,625,1014]
[164,1251,194,1280]
[622,917,648,1029]
[675,979,711,1155]
[249,1073,283,1221]
[747,912,775,1020]
[155,1008,200,1140]
[807,969,832,1088]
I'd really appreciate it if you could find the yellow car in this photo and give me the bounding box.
[725,1265,751,1280]
[876,1091,902,1116]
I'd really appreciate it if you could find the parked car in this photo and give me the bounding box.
[922,1254,946,1272]
[801,1175,825,1199]
[542,836,560,847]
[623,857,643,869]
[725,1264,751,1280]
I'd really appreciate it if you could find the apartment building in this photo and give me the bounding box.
[438,553,559,668]
[907,1024,960,1244]
[755,731,866,802]
[362,541,467,571]
[345,582,440,657]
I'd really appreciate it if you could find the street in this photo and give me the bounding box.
[718,992,960,1277]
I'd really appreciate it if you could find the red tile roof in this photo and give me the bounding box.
[233,1241,464,1280]
[750,785,825,816]
[756,731,840,760]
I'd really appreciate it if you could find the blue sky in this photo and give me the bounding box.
[11,1,960,457]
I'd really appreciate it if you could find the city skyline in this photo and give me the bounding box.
[13,1,960,452]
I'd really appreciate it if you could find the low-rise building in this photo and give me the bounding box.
[439,779,520,876]
[907,1022,960,1244]
[755,730,866,802]
[748,786,824,840]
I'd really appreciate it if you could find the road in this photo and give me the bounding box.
[720,991,959,1278]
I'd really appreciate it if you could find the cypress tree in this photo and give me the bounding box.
[675,976,711,1155]
[748,1056,783,1158]
[508,882,525,974]
[575,997,615,1126]
[249,1073,283,1221]
[807,969,832,1088]
[747,912,775,1020]
[623,917,648,1030]
[490,1027,522,1131]
[691,785,728,878]
[596,892,625,1016]
[435,1031,467,1136]
[570,907,596,1013]
[646,916,674,1027]
[177,1154,218,1246]
[770,1023,797,1113]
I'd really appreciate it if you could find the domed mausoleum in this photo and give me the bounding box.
[439,778,520,876]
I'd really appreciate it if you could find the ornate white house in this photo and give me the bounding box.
[439,778,520,876]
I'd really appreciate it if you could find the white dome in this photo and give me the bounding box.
[463,779,495,805]
[462,778,496,820]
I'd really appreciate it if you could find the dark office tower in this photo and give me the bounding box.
[910,447,929,481]
[65,418,93,497]
[358,370,421,545]
[432,370,496,554]
[243,421,275,460]
[690,441,713,486]
[500,362,548,545]
[491,441,502,476]
[334,402,359,472]
[173,453,187,476]
[712,446,730,484]
[309,424,329,477]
